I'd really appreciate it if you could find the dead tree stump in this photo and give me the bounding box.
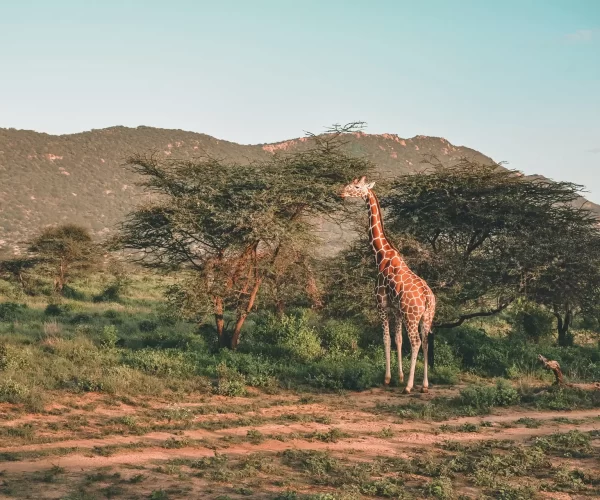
[538,354,564,385]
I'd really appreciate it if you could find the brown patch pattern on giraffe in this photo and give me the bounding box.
[341,177,436,393]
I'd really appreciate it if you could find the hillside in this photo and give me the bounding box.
[0,126,597,256]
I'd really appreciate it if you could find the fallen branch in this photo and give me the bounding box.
[538,354,564,385]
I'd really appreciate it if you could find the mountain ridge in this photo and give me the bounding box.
[1,126,597,256]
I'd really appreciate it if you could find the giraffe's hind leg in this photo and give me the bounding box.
[420,324,429,393]
[376,280,391,385]
[420,296,436,393]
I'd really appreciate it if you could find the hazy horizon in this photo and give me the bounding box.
[1,1,599,201]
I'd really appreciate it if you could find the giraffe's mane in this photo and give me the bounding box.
[369,188,402,255]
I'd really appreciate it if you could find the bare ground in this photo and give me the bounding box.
[0,385,598,499]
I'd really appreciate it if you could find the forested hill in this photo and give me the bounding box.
[0,126,597,256]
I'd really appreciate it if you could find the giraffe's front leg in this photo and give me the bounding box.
[376,283,391,385]
[403,320,421,394]
[383,319,391,385]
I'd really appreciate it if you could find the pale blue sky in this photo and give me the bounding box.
[1,1,599,200]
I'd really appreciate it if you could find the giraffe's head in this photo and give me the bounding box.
[340,176,375,200]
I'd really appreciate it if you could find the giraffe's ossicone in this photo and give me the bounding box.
[341,176,436,393]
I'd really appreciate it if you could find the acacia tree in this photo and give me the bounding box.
[113,124,373,349]
[0,256,39,294]
[379,158,600,340]
[523,225,600,345]
[259,236,323,316]
[28,224,100,294]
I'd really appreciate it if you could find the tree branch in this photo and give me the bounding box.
[434,298,514,328]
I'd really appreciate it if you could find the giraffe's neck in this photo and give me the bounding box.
[366,190,408,267]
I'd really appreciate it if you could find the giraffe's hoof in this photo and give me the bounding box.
[384,377,391,386]
[402,387,411,395]
[420,387,429,394]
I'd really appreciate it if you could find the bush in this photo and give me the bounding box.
[512,302,554,342]
[532,386,600,410]
[0,302,27,321]
[423,476,454,499]
[431,339,461,369]
[62,285,86,301]
[321,320,360,354]
[103,309,120,320]
[138,330,203,351]
[212,362,247,397]
[458,380,519,412]
[255,312,322,362]
[215,351,277,389]
[302,357,381,391]
[44,303,72,316]
[0,343,7,370]
[138,319,159,333]
[430,366,459,385]
[69,312,94,324]
[92,284,122,303]
[493,379,520,406]
[101,325,119,349]
[0,379,30,403]
[122,349,196,378]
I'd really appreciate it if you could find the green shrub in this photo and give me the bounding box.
[458,380,519,412]
[44,303,71,316]
[512,302,554,342]
[430,366,459,385]
[62,285,86,301]
[138,319,159,333]
[138,330,203,351]
[0,302,27,321]
[69,313,94,324]
[0,343,7,370]
[101,325,119,349]
[212,362,247,397]
[432,340,460,369]
[302,357,381,391]
[493,379,520,406]
[321,320,360,354]
[423,476,454,499]
[533,430,593,457]
[215,351,277,389]
[0,343,30,371]
[92,284,122,303]
[122,349,196,378]
[0,379,30,403]
[255,312,322,362]
[532,386,599,410]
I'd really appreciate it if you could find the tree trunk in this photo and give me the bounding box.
[275,299,285,318]
[213,295,228,348]
[553,305,573,347]
[231,277,263,350]
[55,260,66,294]
[538,355,564,385]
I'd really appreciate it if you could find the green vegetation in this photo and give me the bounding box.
[1,124,600,499]
[28,224,100,295]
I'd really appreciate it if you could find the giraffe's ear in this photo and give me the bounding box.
[352,178,358,184]
[366,182,375,189]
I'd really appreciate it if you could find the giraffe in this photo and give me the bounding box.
[341,176,436,393]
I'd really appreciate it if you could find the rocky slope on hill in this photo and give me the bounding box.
[0,126,596,256]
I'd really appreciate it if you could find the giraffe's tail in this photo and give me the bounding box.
[423,292,436,369]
